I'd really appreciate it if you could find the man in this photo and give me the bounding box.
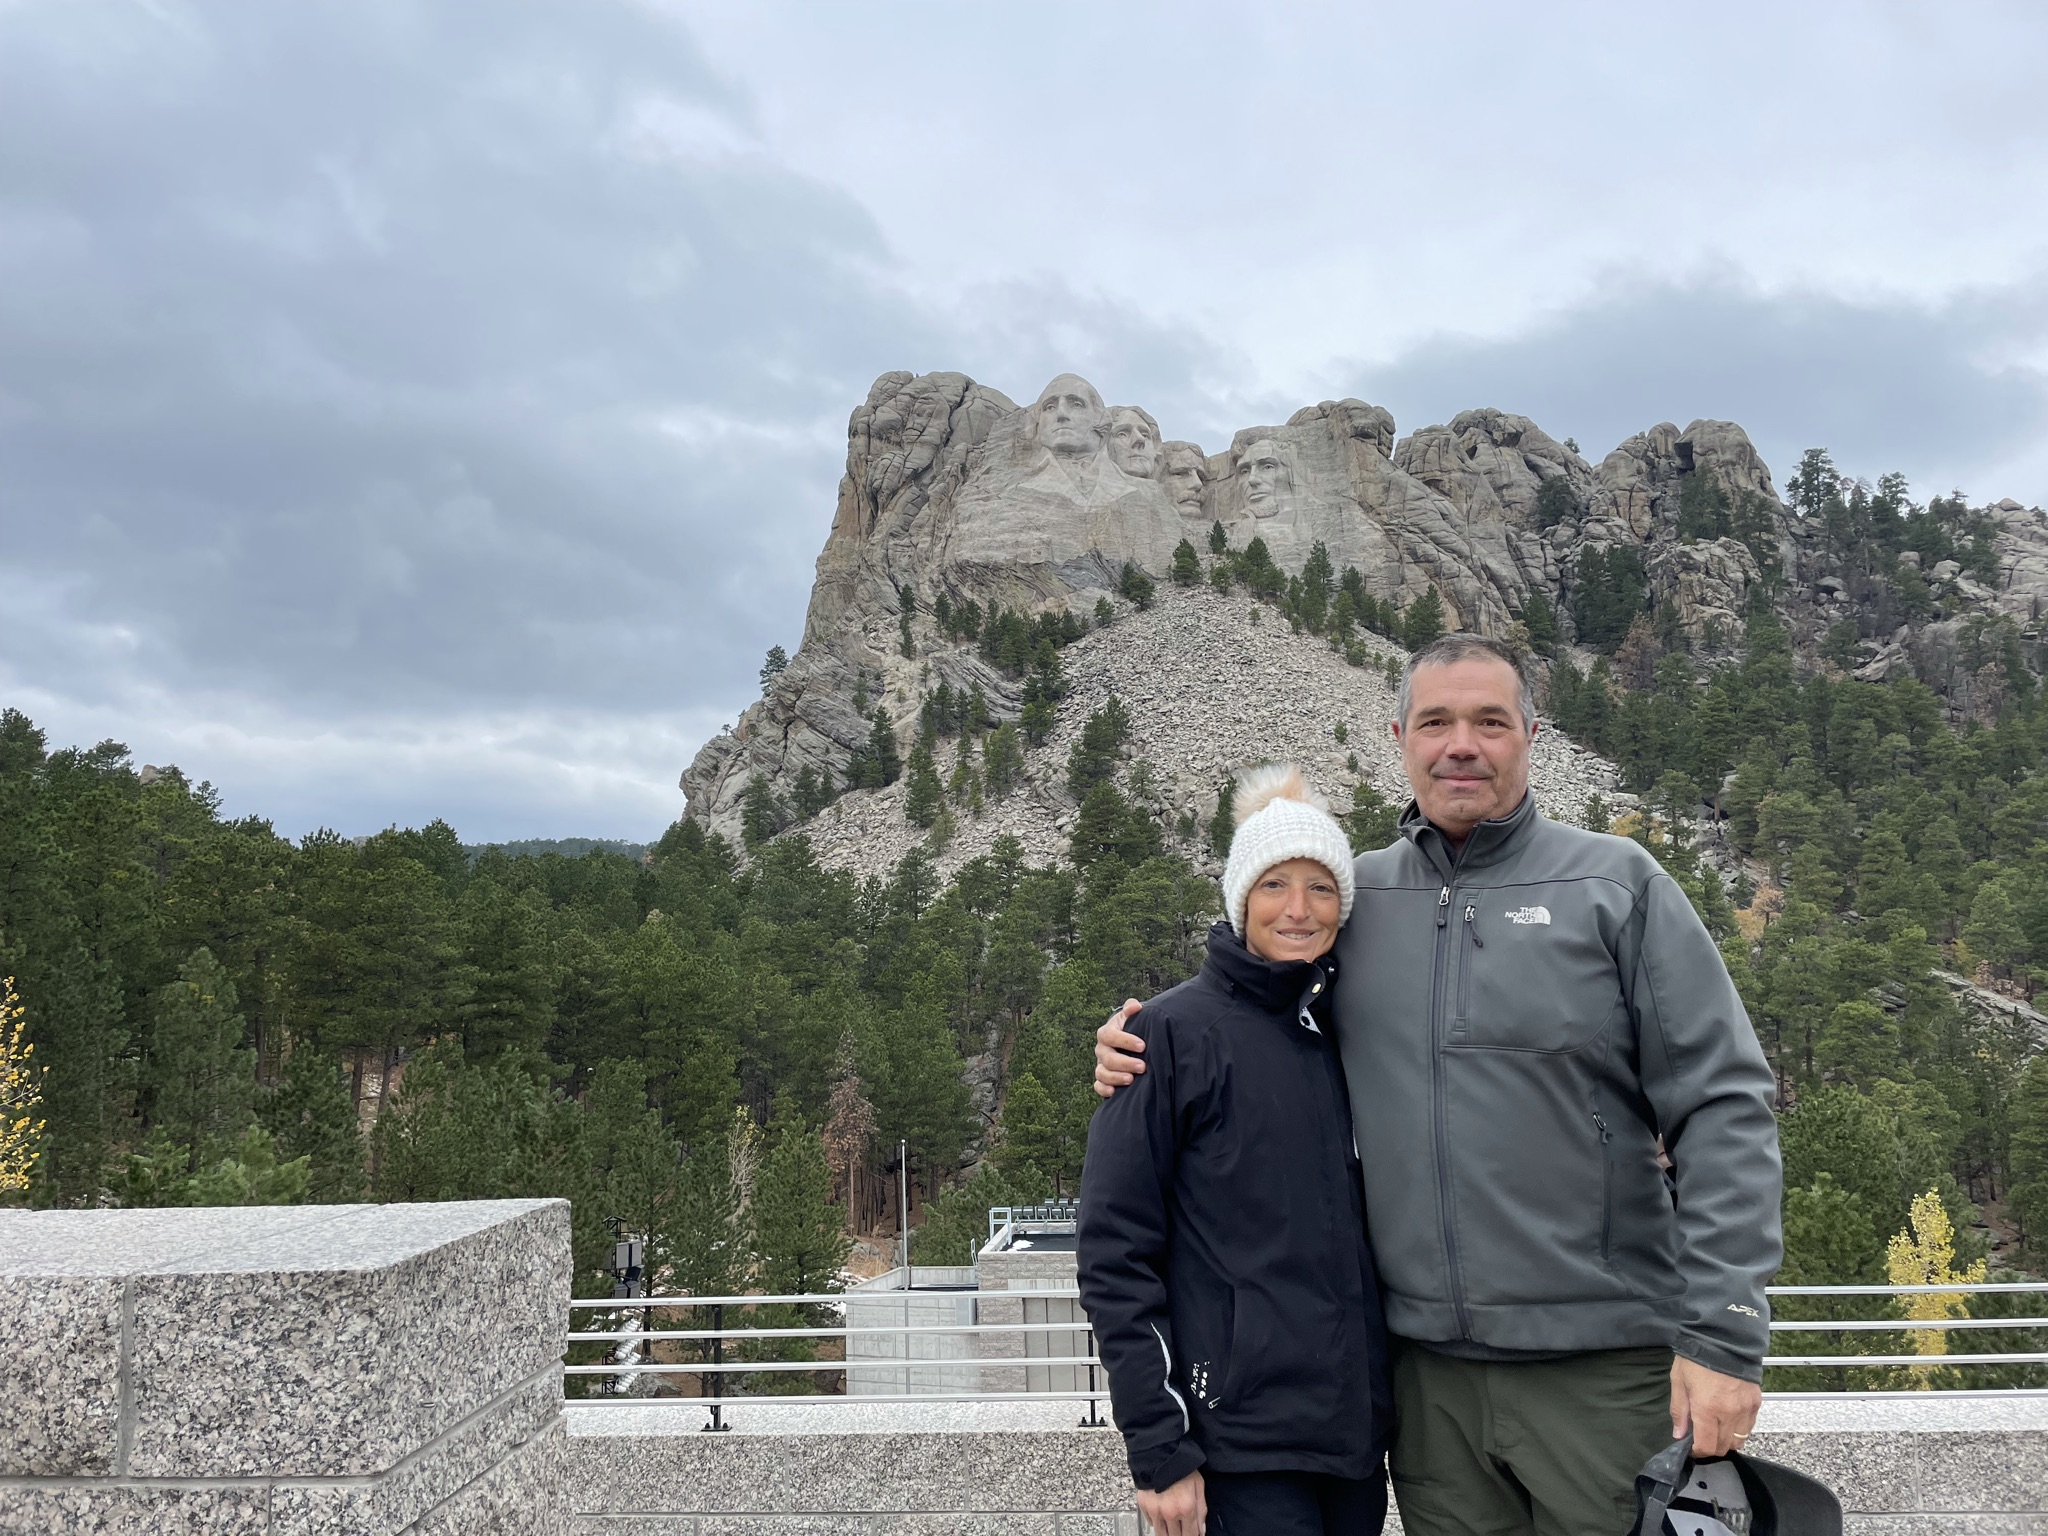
[1159,440,1210,519]
[1095,632,1782,1536]
[1235,437,1296,522]
[1106,404,1165,480]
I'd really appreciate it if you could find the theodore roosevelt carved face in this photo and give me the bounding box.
[1106,406,1163,478]
[1031,374,1107,459]
[1237,438,1293,517]
[1161,441,1208,514]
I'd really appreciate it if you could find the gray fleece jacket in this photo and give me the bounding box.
[1334,793,1782,1381]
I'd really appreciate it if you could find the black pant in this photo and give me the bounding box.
[1204,1463,1388,1536]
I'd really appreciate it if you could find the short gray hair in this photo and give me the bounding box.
[1395,633,1537,730]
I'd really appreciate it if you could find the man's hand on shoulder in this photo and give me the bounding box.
[1670,1354,1762,1457]
[1094,998,1146,1098]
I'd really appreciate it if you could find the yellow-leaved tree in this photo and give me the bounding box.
[1885,1188,1987,1385]
[0,976,45,1195]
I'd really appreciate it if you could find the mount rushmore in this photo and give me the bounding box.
[682,368,2048,848]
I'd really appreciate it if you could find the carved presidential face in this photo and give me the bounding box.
[1161,442,1208,512]
[1106,407,1162,478]
[1032,374,1106,458]
[1238,439,1292,516]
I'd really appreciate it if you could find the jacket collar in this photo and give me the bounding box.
[1399,790,1539,880]
[1202,919,1337,1025]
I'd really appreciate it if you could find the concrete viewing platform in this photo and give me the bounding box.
[2,1200,2043,1535]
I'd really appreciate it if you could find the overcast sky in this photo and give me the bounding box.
[4,1,2045,842]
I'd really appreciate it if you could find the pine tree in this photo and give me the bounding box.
[1299,541,1335,633]
[1019,681,1056,747]
[983,723,1024,798]
[759,645,789,692]
[182,1123,312,1207]
[993,1071,1061,1190]
[1401,588,1447,651]
[868,710,902,786]
[2009,1058,2048,1266]
[1171,539,1201,586]
[1522,592,1560,655]
[456,876,556,1062]
[583,1058,683,1258]
[752,1122,852,1295]
[1346,781,1400,853]
[741,774,783,850]
[1676,467,1732,542]
[144,948,257,1170]
[1533,474,1577,529]
[903,742,943,828]
[259,1045,365,1201]
[664,1130,750,1297]
[1118,562,1157,610]
[1208,520,1230,556]
[1208,775,1237,859]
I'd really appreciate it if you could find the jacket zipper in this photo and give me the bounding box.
[1430,882,1471,1338]
[1594,1109,1614,1262]
[1457,903,1482,1019]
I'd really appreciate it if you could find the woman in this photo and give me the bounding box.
[1078,765,1392,1536]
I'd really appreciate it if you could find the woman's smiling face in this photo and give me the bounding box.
[1243,857,1342,963]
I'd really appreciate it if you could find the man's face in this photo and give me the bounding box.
[1394,657,1536,836]
[1035,378,1104,457]
[1107,409,1161,477]
[1238,441,1290,515]
[1162,445,1206,511]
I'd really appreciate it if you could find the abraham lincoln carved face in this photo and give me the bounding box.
[1238,438,1293,516]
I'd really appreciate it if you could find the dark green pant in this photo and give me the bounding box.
[1389,1343,1674,1536]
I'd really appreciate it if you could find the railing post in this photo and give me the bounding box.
[1080,1323,1105,1428]
[703,1302,729,1432]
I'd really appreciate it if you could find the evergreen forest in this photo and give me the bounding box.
[4,459,2045,1392]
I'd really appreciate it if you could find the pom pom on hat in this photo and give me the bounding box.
[1221,764,1356,936]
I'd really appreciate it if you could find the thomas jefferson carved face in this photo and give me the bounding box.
[1106,407,1163,478]
[1161,442,1208,513]
[1238,439,1292,516]
[1032,374,1106,458]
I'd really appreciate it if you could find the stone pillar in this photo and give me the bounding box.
[0,1198,569,1535]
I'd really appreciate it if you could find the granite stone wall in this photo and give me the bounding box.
[562,1396,2048,1535]
[0,1198,570,1536]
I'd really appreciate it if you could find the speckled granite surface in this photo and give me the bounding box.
[0,1199,569,1535]
[561,1393,2048,1535]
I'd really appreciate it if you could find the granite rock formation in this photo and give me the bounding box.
[684,368,2046,852]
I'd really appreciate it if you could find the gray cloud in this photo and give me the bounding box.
[1348,272,2048,501]
[7,3,2046,841]
[0,1,928,725]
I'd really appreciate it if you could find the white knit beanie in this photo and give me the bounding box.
[1221,764,1357,937]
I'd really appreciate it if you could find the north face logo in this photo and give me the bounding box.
[1505,905,1552,925]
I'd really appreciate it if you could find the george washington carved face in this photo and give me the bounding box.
[1031,374,1107,459]
[1106,406,1163,478]
[1237,438,1293,516]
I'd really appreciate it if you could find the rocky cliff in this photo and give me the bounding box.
[683,368,2047,861]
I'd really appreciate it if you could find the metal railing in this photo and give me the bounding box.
[563,1281,2048,1411]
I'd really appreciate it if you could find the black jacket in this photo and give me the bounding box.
[1077,921,1392,1491]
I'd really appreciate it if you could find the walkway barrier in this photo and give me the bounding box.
[566,1280,2048,1406]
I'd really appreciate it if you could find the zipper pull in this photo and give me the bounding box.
[1464,904,1483,947]
[1436,885,1450,928]
[1594,1110,1612,1144]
